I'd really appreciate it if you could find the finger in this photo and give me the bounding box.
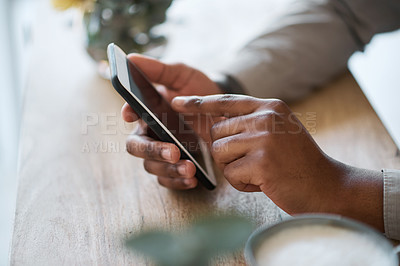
[211,134,250,165]
[126,134,181,164]
[223,156,261,192]
[127,54,197,90]
[143,159,196,179]
[210,110,276,141]
[171,94,263,117]
[210,115,247,141]
[121,103,139,122]
[157,176,198,190]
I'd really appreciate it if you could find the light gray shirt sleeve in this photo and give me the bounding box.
[221,0,400,101]
[383,169,400,240]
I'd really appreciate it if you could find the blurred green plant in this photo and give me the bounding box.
[125,215,254,266]
[53,0,172,62]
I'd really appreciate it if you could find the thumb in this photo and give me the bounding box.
[127,54,195,91]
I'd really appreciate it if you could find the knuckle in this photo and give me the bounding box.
[216,94,236,109]
[191,97,203,107]
[185,96,203,108]
[210,123,222,140]
[254,110,273,124]
[223,165,235,179]
[219,94,235,101]
[260,109,279,119]
[270,99,288,112]
[255,110,284,130]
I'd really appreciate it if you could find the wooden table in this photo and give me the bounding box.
[11,1,400,265]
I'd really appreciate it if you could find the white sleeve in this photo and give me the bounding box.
[383,169,400,240]
[221,0,400,101]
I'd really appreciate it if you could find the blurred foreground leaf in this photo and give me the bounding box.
[125,215,253,266]
[191,215,253,255]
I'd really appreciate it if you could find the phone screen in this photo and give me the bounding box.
[127,60,200,153]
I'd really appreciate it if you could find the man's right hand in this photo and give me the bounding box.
[121,54,222,190]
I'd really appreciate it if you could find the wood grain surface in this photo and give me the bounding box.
[11,1,400,265]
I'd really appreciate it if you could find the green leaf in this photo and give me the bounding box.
[126,231,181,266]
[125,215,254,266]
[190,215,253,256]
[126,231,207,266]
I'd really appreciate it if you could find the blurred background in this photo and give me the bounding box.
[0,0,35,264]
[0,0,291,264]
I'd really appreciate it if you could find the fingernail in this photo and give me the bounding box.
[184,178,194,186]
[172,97,185,107]
[161,148,171,160]
[177,164,187,176]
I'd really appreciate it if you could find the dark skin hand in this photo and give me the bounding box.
[121,57,384,232]
[171,94,384,232]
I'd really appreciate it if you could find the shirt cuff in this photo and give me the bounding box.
[383,168,400,240]
[209,73,246,95]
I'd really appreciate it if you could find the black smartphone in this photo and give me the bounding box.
[107,43,216,190]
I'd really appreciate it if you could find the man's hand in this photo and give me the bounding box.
[121,54,222,190]
[172,94,384,231]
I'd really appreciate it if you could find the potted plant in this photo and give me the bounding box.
[52,0,172,71]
